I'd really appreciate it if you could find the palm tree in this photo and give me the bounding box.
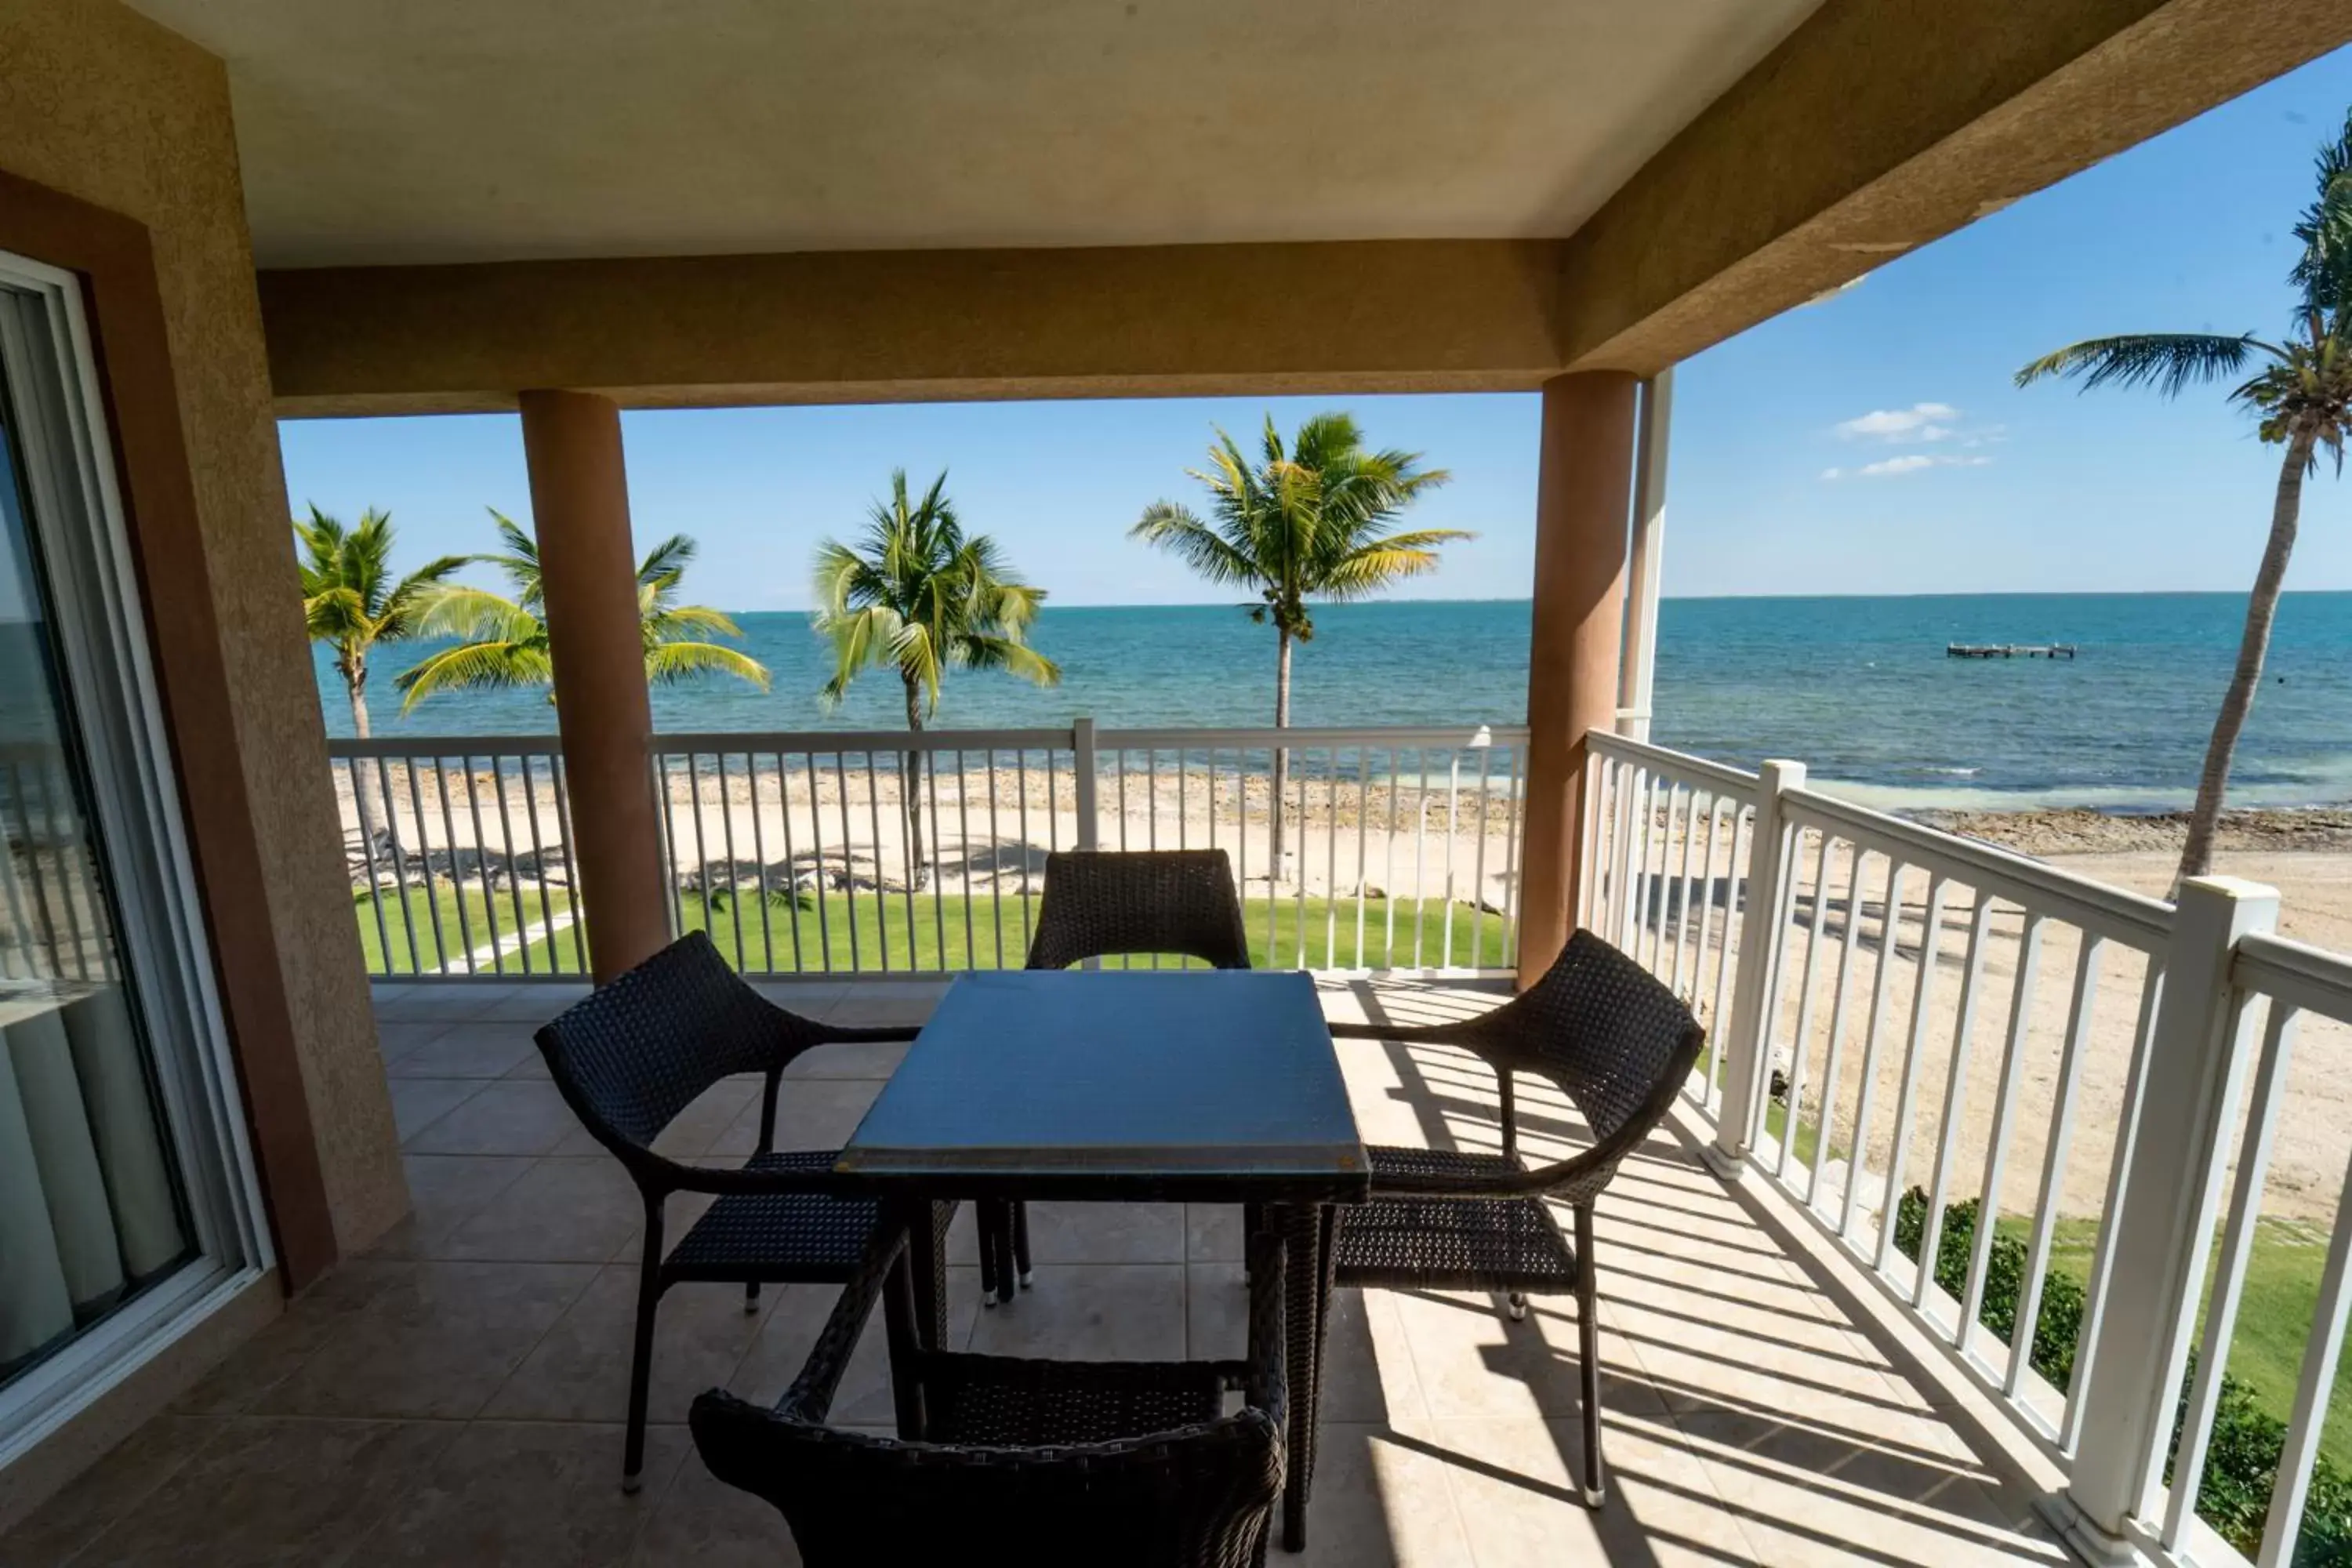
[2017,109,2352,884]
[1131,412,1466,864]
[396,510,769,709]
[296,505,466,854]
[813,470,1058,887]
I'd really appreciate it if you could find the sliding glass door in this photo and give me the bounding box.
[0,252,265,1457]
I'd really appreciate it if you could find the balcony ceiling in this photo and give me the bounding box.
[126,0,1821,269]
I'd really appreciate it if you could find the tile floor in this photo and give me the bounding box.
[5,976,2074,1566]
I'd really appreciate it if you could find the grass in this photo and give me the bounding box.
[673,889,1515,975]
[358,885,1512,978]
[355,883,583,976]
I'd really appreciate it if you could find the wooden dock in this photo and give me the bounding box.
[1946,642,2078,659]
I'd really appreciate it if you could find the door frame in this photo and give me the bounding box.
[0,171,336,1303]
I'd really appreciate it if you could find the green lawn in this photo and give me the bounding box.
[673,889,1515,975]
[356,883,583,976]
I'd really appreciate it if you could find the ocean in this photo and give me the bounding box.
[310,592,2352,815]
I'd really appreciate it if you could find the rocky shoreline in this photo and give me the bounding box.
[1911,804,2352,857]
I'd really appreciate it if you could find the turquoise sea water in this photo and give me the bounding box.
[314,592,2352,813]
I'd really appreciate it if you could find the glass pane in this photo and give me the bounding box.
[0,308,193,1387]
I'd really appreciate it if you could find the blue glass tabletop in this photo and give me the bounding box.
[836,970,1367,1199]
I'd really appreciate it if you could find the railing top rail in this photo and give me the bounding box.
[653,726,1077,754]
[1097,723,1529,750]
[1782,785,2175,950]
[2234,930,2352,1028]
[1587,731,1762,797]
[326,734,567,759]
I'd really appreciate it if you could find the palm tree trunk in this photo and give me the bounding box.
[1270,628,1293,871]
[343,655,387,873]
[902,674,929,891]
[2176,430,2314,885]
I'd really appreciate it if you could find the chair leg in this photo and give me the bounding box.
[623,1196,666,1494]
[1507,1290,1527,1322]
[977,1203,1000,1306]
[1576,1203,1605,1508]
[743,1281,761,1316]
[1011,1201,1033,1287]
[989,1202,1018,1305]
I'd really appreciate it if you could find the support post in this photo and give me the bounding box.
[1618,368,1671,742]
[518,389,670,983]
[1706,759,1804,1178]
[1072,717,1100,851]
[2052,877,2278,1563]
[1518,371,1638,990]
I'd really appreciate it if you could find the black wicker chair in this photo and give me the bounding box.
[533,931,933,1493]
[1328,927,1704,1508]
[690,1218,1287,1568]
[973,848,1252,1304]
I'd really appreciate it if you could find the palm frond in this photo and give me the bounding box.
[951,634,1061,687]
[2014,333,2273,396]
[1129,503,1262,586]
[1316,546,1454,600]
[412,586,539,642]
[394,641,555,710]
[644,641,771,689]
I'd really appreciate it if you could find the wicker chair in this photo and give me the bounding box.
[1328,927,1704,1508]
[975,848,1253,1304]
[690,1218,1287,1568]
[534,931,931,1493]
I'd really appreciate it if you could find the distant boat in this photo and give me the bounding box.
[1946,643,2078,659]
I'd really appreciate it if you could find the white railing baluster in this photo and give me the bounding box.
[1911,889,1994,1312]
[2166,1000,2298,1549]
[1838,855,1908,1243]
[1960,911,2044,1361]
[1773,830,1837,1181]
[2008,935,2103,1401]
[2260,1100,2352,1568]
[1808,844,1869,1210]
[1875,873,1952,1274]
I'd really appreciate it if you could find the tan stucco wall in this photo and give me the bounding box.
[0,0,404,1254]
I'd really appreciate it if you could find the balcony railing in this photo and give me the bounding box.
[1584,731,2352,1568]
[327,720,1527,982]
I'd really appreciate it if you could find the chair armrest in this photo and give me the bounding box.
[776,1221,904,1423]
[805,1022,921,1045]
[1327,1018,1484,1044]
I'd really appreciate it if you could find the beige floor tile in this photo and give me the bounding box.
[1293,1421,1475,1566]
[372,983,526,1023]
[506,1047,555,1080]
[387,1021,542,1079]
[1016,1200,1185,1264]
[485,1270,775,1425]
[376,1020,456,1065]
[356,1421,688,1565]
[480,982,589,1022]
[0,1414,214,1563]
[169,1259,412,1415]
[439,1157,647,1263]
[1386,1286,1614,1421]
[257,1261,599,1419]
[629,1448,797,1567]
[1185,1201,1246,1261]
[388,1076,487,1144]
[1187,1273,1423,1424]
[404,1079,583,1156]
[709,1079,882,1156]
[966,1264,1186,1362]
[1418,1411,1757,1568]
[649,1078,764,1160]
[782,1036,909,1079]
[368,1154,538,1261]
[64,1417,459,1567]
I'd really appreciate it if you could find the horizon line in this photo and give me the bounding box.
[709,586,2352,615]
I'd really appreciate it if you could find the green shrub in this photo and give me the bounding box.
[1893,1188,2352,1564]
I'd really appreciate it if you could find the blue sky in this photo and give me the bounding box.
[278,45,2352,611]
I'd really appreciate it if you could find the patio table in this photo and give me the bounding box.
[835,967,1369,1552]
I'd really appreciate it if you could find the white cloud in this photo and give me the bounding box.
[1820,466,1844,481]
[1835,402,1962,441]
[1848,453,1993,478]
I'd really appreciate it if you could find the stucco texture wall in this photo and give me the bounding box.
[0,0,404,1253]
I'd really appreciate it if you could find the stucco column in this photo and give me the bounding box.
[519,390,669,982]
[1517,372,1636,989]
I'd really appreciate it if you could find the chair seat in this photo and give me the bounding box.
[920,1353,1236,1447]
[1334,1146,1581,1294]
[663,1150,882,1284]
